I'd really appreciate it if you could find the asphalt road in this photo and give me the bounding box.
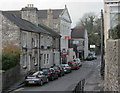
[13,56,100,92]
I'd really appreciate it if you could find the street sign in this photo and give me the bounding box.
[90,45,95,48]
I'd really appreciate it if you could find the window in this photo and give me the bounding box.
[43,54,46,65]
[43,54,49,65]
[33,56,38,66]
[46,54,49,64]
[22,32,27,47]
[23,53,27,68]
[32,35,38,48]
[35,35,38,47]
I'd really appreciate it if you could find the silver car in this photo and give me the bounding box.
[61,64,72,73]
[24,71,49,86]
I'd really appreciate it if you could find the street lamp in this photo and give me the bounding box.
[100,9,105,79]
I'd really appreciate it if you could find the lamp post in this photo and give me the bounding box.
[100,9,105,79]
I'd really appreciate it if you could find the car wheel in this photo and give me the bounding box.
[51,77,54,81]
[56,75,58,79]
[60,73,62,77]
[40,80,43,86]
[24,82,28,86]
[46,78,49,83]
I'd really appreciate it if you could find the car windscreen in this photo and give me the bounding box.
[53,67,59,70]
[68,62,76,66]
[32,71,39,76]
[42,69,50,73]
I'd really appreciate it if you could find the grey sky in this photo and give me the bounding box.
[0,0,104,27]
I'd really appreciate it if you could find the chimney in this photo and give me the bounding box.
[27,4,34,8]
[47,9,53,28]
[21,4,38,25]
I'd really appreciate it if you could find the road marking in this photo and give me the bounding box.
[14,88,24,91]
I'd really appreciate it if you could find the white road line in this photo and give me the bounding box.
[14,88,24,91]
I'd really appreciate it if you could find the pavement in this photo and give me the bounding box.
[84,56,104,91]
[2,78,25,93]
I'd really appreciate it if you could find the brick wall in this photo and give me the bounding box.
[104,39,120,91]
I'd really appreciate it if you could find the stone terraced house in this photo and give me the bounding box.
[5,4,72,64]
[1,5,61,76]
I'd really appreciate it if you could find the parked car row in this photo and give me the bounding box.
[24,58,82,86]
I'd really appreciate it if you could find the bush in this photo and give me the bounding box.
[2,44,21,70]
[109,24,120,39]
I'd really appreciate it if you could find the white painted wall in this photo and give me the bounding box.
[104,1,120,48]
[84,30,88,59]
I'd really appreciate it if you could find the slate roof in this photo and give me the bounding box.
[2,11,61,37]
[71,28,85,39]
[38,9,63,19]
[6,11,21,18]
[38,24,61,38]
[6,9,64,19]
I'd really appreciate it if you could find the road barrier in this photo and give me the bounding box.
[73,79,85,93]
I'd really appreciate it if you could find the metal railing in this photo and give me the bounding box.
[73,79,85,93]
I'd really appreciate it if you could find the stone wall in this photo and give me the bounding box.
[2,13,20,47]
[2,65,21,90]
[104,39,120,91]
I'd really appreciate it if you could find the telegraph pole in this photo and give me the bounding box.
[100,9,105,79]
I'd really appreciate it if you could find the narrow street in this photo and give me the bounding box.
[13,56,101,92]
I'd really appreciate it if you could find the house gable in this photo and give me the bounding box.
[60,7,72,23]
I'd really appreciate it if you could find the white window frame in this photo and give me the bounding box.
[22,32,27,48]
[23,53,27,68]
[46,54,49,64]
[34,35,37,47]
[43,54,46,65]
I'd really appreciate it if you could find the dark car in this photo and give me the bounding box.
[24,71,49,86]
[86,55,97,60]
[86,55,93,60]
[52,66,65,77]
[61,64,72,73]
[68,61,80,70]
[41,68,58,81]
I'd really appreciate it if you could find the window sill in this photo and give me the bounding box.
[34,63,38,66]
[23,66,27,69]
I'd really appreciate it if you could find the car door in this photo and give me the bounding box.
[39,72,46,82]
[51,69,55,77]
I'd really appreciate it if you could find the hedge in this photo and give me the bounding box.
[2,44,20,71]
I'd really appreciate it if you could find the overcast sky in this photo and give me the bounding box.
[0,0,104,28]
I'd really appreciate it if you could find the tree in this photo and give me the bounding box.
[109,24,120,39]
[75,13,101,54]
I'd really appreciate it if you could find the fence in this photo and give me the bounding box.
[73,79,85,93]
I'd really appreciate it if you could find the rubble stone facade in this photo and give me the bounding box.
[104,39,120,92]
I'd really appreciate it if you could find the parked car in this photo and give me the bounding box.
[92,55,97,59]
[61,64,72,73]
[24,71,49,86]
[73,58,82,67]
[86,55,97,60]
[68,61,80,70]
[86,55,93,60]
[41,68,58,81]
[51,65,65,77]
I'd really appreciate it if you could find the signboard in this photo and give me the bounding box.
[105,0,119,2]
[73,41,79,44]
[64,36,71,39]
[90,45,96,48]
